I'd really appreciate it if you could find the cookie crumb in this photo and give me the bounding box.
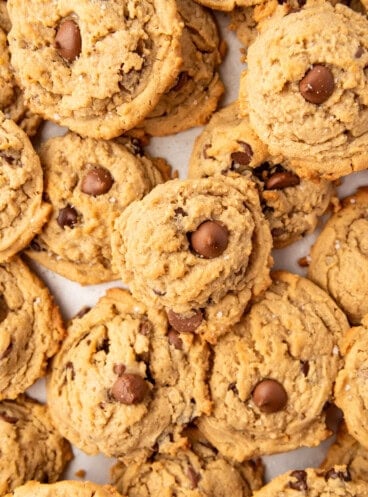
[75,469,86,478]
[298,255,311,267]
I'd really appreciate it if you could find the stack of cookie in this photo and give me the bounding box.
[2,0,368,496]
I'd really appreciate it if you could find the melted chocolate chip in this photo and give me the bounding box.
[288,470,308,491]
[55,20,82,62]
[189,220,229,259]
[174,207,188,217]
[300,360,309,376]
[230,142,253,167]
[265,171,300,190]
[139,320,153,336]
[355,46,364,58]
[167,309,203,333]
[96,338,109,354]
[80,166,114,196]
[324,467,351,482]
[167,329,183,350]
[57,205,78,229]
[252,379,288,413]
[299,65,335,104]
[0,294,9,324]
[111,373,148,404]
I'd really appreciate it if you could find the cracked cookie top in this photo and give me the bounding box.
[7,0,183,139]
[198,271,349,461]
[242,2,368,180]
[47,288,210,462]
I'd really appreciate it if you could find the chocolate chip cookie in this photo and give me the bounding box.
[321,422,368,481]
[197,271,349,461]
[7,0,183,139]
[0,395,72,496]
[111,177,273,344]
[189,102,336,248]
[47,288,211,462]
[0,257,64,400]
[5,481,123,497]
[111,428,264,497]
[25,132,165,285]
[134,0,224,136]
[308,187,368,325]
[0,113,51,262]
[335,315,368,451]
[242,2,368,180]
[193,0,261,10]
[251,467,367,497]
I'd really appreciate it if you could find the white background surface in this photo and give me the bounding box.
[26,10,368,486]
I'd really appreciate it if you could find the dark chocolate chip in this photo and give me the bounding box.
[55,20,82,62]
[265,171,300,190]
[355,46,364,58]
[65,361,75,380]
[113,364,126,376]
[288,470,308,491]
[0,294,9,324]
[167,309,203,333]
[252,379,288,413]
[325,467,351,482]
[167,329,183,350]
[174,207,188,217]
[228,382,239,395]
[57,205,78,229]
[81,166,114,196]
[0,412,18,424]
[96,338,109,354]
[187,466,201,489]
[230,142,253,166]
[189,221,229,259]
[139,320,153,336]
[300,360,309,376]
[299,65,334,104]
[111,373,148,404]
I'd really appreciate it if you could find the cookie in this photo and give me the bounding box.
[111,177,273,344]
[189,102,335,248]
[0,395,72,496]
[308,187,368,325]
[251,467,368,497]
[0,113,51,262]
[0,6,42,136]
[242,2,368,180]
[197,271,349,461]
[7,0,183,139]
[0,257,64,400]
[111,428,264,497]
[321,422,368,481]
[192,0,261,10]
[47,288,211,462]
[5,481,123,497]
[25,132,165,285]
[133,0,224,136]
[335,315,368,451]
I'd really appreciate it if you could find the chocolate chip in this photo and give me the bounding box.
[80,166,114,196]
[252,379,287,413]
[174,207,188,217]
[0,295,9,324]
[0,412,18,424]
[111,373,148,404]
[55,20,81,62]
[228,382,239,395]
[167,309,203,333]
[288,470,308,491]
[96,338,109,353]
[230,142,253,166]
[189,221,229,258]
[325,467,351,482]
[0,151,21,167]
[265,171,300,190]
[171,71,189,92]
[74,306,91,319]
[139,320,153,336]
[355,46,364,58]
[57,205,78,229]
[299,65,334,104]
[28,239,43,252]
[167,329,183,350]
[113,364,126,376]
[271,227,285,238]
[65,361,75,380]
[153,288,166,296]
[300,360,309,376]
[187,467,201,489]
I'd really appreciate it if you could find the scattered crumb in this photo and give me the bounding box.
[298,255,311,267]
[75,469,86,478]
